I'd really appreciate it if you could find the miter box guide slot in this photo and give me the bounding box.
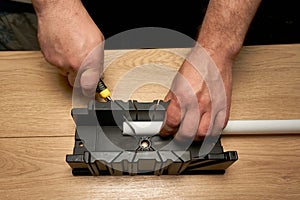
[66,100,238,176]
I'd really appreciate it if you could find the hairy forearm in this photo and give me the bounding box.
[31,0,82,15]
[198,0,261,60]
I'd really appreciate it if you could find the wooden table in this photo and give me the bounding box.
[0,44,299,199]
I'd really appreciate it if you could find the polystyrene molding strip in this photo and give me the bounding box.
[122,120,300,135]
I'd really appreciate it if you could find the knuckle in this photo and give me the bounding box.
[67,57,81,71]
[198,94,212,106]
[42,51,81,72]
[197,99,211,113]
[165,113,180,128]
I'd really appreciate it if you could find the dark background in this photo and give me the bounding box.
[81,0,299,46]
[1,0,299,48]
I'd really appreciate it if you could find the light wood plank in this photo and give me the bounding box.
[102,45,300,120]
[0,136,299,200]
[0,44,299,137]
[231,44,300,120]
[0,52,74,137]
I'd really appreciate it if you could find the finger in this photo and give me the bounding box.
[195,112,211,141]
[174,107,201,142]
[211,108,228,137]
[222,104,231,129]
[159,99,181,137]
[67,69,77,87]
[75,43,104,97]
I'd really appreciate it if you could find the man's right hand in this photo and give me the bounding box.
[32,0,104,97]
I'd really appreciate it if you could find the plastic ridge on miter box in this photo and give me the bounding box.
[66,100,238,176]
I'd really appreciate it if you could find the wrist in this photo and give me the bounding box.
[197,35,242,63]
[191,41,234,77]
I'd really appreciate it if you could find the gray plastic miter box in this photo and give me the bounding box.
[66,100,238,176]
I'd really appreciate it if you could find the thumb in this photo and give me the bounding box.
[80,67,101,97]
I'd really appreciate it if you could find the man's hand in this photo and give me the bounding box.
[32,0,104,96]
[160,0,261,141]
[160,46,232,141]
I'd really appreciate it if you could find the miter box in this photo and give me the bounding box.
[66,100,238,176]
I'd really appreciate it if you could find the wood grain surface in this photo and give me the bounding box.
[0,44,299,138]
[0,44,299,199]
[0,136,299,200]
